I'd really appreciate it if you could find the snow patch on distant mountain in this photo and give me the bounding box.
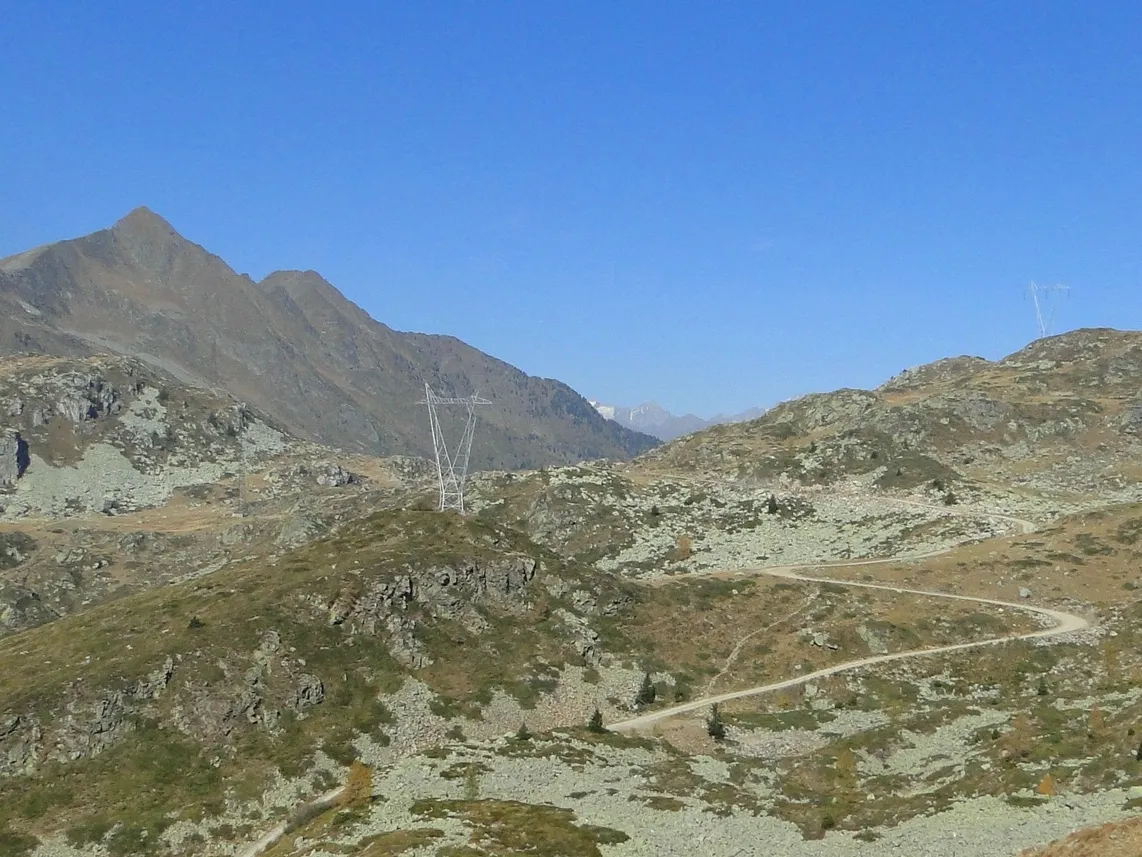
[588,400,767,442]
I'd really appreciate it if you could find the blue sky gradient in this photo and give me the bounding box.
[3,2,1140,416]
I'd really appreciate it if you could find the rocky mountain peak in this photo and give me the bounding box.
[0,210,658,468]
[112,206,177,237]
[87,206,241,297]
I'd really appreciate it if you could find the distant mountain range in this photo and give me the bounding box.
[0,208,659,470]
[588,399,767,441]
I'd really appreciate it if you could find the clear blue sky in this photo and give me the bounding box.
[3,2,1141,417]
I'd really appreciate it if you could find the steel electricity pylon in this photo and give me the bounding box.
[420,383,491,514]
[1028,282,1069,338]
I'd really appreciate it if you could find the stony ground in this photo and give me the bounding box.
[470,461,1142,586]
[165,724,1138,857]
[12,374,1142,855]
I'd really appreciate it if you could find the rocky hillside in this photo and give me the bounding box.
[4,500,1140,857]
[0,208,657,470]
[0,354,435,638]
[8,328,1142,857]
[0,510,655,853]
[641,328,1142,498]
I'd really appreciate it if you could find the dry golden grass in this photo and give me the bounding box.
[785,502,1142,608]
[610,574,1037,707]
[675,534,693,560]
[339,761,373,808]
[1020,816,1142,857]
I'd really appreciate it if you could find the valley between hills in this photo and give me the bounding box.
[4,215,1142,857]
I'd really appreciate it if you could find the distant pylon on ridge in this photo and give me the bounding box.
[1028,281,1070,339]
[420,383,491,514]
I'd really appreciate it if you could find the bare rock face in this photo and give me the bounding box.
[0,714,42,775]
[134,656,176,700]
[291,675,325,715]
[0,581,55,632]
[0,430,28,487]
[0,653,176,776]
[314,462,357,487]
[326,555,539,667]
[554,608,601,664]
[1120,402,1142,435]
[55,377,121,424]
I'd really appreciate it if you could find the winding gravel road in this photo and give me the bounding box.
[611,502,1087,733]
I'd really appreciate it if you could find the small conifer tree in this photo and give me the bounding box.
[587,708,605,734]
[636,673,657,707]
[707,703,726,741]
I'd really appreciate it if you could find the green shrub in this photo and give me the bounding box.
[65,820,113,848]
[0,827,38,857]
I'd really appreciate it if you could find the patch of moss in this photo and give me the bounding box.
[411,799,629,856]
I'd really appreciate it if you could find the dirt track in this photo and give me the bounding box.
[611,503,1087,732]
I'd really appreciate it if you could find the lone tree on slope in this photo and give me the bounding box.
[707,704,726,741]
[588,708,605,734]
[636,673,657,707]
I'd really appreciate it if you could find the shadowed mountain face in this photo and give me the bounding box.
[0,208,657,469]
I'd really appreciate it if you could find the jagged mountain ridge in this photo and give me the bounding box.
[0,209,658,470]
[640,328,1142,495]
[589,399,767,441]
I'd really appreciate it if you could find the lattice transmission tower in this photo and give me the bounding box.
[421,383,491,514]
[1028,282,1070,338]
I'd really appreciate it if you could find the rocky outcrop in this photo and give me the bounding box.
[0,714,42,776]
[0,429,28,487]
[54,377,122,423]
[0,631,328,776]
[1,655,178,775]
[291,674,325,715]
[554,608,602,664]
[325,556,540,667]
[1120,402,1142,435]
[5,370,125,435]
[313,462,357,487]
[0,581,56,632]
